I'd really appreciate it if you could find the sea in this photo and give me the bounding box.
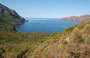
[16,18,81,34]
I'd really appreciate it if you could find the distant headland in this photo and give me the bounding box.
[61,14,90,21]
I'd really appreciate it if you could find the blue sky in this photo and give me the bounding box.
[0,0,90,18]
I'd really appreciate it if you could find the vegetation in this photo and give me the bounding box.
[0,24,49,58]
[30,20,90,58]
[0,19,90,58]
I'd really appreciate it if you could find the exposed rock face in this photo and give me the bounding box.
[61,14,90,21]
[0,3,26,25]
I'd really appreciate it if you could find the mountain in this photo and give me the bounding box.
[61,14,90,21]
[0,3,26,25]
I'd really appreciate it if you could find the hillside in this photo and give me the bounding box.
[0,4,90,58]
[29,20,90,58]
[61,14,90,21]
[0,3,26,25]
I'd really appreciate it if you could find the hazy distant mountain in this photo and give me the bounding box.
[0,3,26,25]
[61,14,90,21]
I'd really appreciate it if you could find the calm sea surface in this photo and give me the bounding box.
[16,18,81,34]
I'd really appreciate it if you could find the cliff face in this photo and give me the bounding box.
[61,14,90,21]
[0,3,26,25]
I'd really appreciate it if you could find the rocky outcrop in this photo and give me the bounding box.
[61,14,90,21]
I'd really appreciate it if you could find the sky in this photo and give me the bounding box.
[0,0,90,18]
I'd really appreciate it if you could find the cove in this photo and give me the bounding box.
[16,18,81,34]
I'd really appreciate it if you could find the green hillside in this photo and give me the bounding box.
[0,4,90,58]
